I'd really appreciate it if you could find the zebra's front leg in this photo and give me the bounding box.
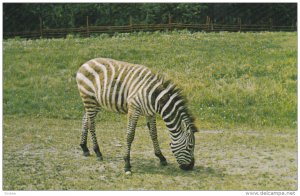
[124,107,140,175]
[80,113,90,157]
[146,116,168,166]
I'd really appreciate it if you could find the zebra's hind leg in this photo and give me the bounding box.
[80,113,90,157]
[87,109,103,161]
[146,116,168,166]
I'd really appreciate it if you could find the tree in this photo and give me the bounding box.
[3,3,297,33]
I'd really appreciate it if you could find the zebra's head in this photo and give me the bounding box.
[170,119,197,171]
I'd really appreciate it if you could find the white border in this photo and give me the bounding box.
[1,1,299,196]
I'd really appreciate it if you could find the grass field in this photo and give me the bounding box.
[3,31,297,190]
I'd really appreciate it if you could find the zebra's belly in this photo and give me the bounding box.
[95,89,129,114]
[95,90,154,116]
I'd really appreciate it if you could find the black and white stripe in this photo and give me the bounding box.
[76,58,197,173]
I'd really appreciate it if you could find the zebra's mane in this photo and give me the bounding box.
[159,77,196,124]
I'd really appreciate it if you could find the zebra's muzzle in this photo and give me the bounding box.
[179,158,195,170]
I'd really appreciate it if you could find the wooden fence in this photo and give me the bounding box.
[4,16,297,39]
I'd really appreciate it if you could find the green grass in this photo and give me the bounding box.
[3,31,297,128]
[3,31,297,190]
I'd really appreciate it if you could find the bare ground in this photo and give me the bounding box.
[3,116,297,190]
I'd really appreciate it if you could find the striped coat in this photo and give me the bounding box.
[76,58,197,173]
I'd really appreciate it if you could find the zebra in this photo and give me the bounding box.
[76,58,197,174]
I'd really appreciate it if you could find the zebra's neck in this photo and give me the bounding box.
[154,83,190,132]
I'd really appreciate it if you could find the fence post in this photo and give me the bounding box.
[129,15,133,32]
[238,17,242,32]
[168,13,172,31]
[86,16,90,37]
[269,18,273,31]
[210,17,214,31]
[206,16,210,31]
[39,16,43,38]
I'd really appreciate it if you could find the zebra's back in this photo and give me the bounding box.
[76,58,159,114]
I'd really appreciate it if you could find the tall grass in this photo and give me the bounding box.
[3,31,297,129]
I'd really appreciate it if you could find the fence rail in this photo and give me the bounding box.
[4,22,297,39]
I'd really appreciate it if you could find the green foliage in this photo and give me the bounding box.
[3,3,297,32]
[3,32,297,130]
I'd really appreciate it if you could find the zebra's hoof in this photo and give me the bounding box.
[160,160,168,166]
[96,156,103,161]
[125,171,132,175]
[83,151,90,157]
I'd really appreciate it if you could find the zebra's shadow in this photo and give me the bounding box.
[131,157,225,178]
